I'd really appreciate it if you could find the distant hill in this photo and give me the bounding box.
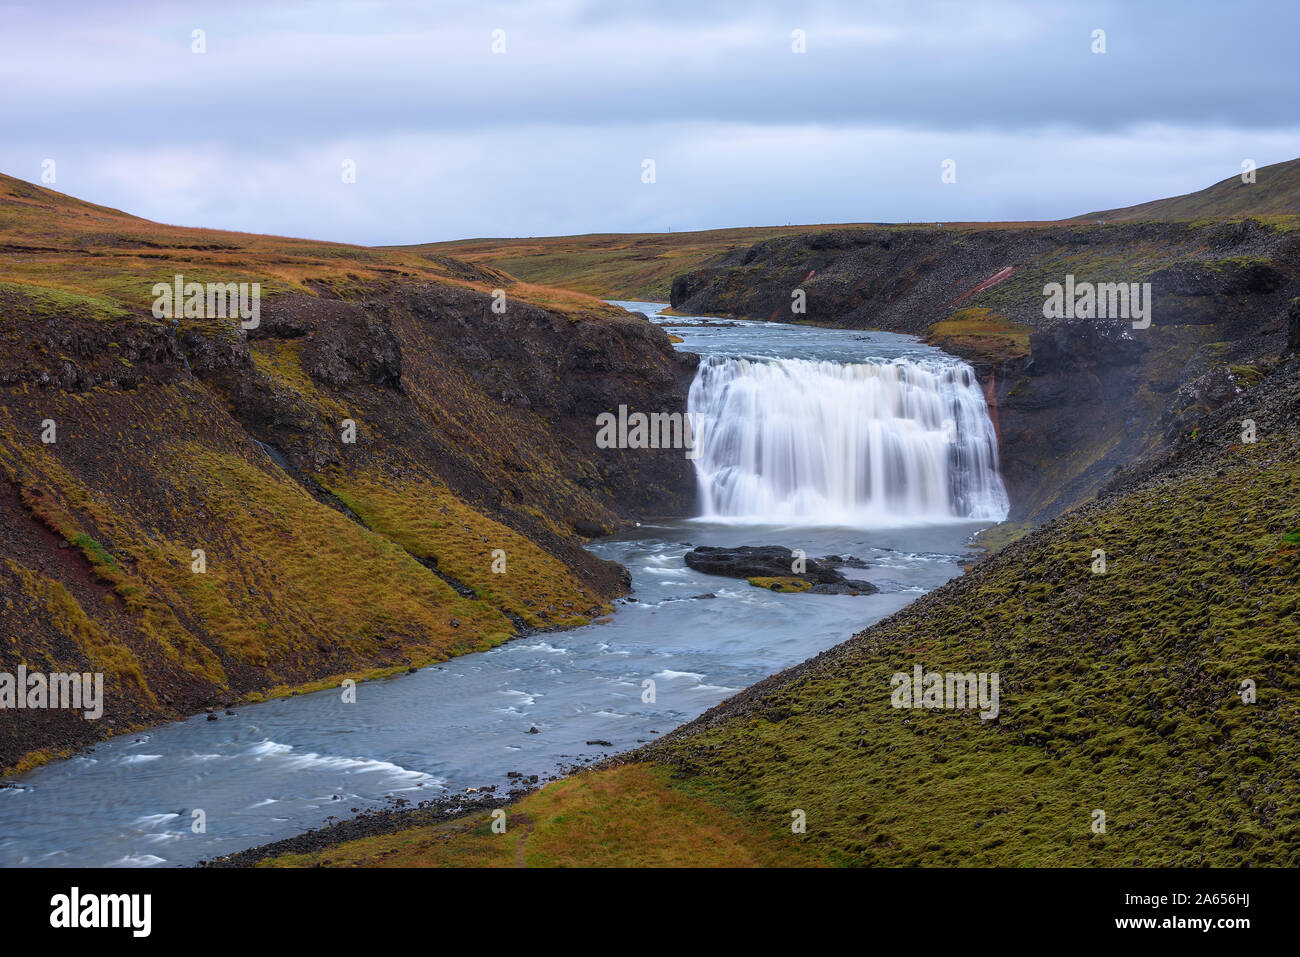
[426,160,1300,302]
[1078,157,1300,222]
[414,225,874,302]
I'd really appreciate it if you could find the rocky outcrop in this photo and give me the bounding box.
[301,313,403,390]
[685,545,841,582]
[669,220,1297,334]
[683,546,878,594]
[805,580,878,596]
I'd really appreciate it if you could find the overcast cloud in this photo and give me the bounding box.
[2,0,1296,243]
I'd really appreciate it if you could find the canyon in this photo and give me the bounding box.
[2,159,1298,868]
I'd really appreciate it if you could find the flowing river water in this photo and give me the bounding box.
[0,302,1007,867]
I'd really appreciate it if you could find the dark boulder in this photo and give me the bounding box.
[573,518,611,538]
[683,545,846,584]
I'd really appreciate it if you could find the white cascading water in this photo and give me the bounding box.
[688,355,1010,525]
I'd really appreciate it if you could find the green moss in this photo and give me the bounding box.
[326,475,603,630]
[1229,365,1264,388]
[972,522,1031,553]
[71,533,117,573]
[747,576,813,593]
[0,281,131,320]
[926,308,1032,365]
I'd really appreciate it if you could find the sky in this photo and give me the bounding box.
[2,0,1297,245]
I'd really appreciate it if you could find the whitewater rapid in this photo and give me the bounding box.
[688,354,1009,525]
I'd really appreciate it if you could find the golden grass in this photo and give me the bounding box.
[260,764,824,867]
[926,307,1033,365]
[0,173,619,323]
[327,475,603,629]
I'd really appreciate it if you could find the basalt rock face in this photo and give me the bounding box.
[670,219,1300,524]
[299,310,404,391]
[669,220,1297,333]
[990,317,1150,522]
[208,286,701,519]
[0,287,188,392]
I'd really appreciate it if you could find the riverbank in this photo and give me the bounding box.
[210,763,824,868]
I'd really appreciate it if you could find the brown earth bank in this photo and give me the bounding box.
[0,175,698,772]
[200,789,523,867]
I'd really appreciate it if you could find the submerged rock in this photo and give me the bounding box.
[807,580,878,596]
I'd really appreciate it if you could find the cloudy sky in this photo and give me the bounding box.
[2,0,1296,244]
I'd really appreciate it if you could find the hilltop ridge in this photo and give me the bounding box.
[1078,157,1300,223]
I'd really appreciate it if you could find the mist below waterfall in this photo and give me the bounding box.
[688,354,1010,525]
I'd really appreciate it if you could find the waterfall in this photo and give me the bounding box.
[688,355,1010,525]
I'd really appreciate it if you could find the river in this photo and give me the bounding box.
[0,301,1006,867]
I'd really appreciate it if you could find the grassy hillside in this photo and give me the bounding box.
[414,225,878,302]
[249,350,1300,867]
[1079,157,1300,223]
[0,175,696,772]
[0,174,618,321]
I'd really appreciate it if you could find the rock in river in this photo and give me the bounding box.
[683,545,877,594]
